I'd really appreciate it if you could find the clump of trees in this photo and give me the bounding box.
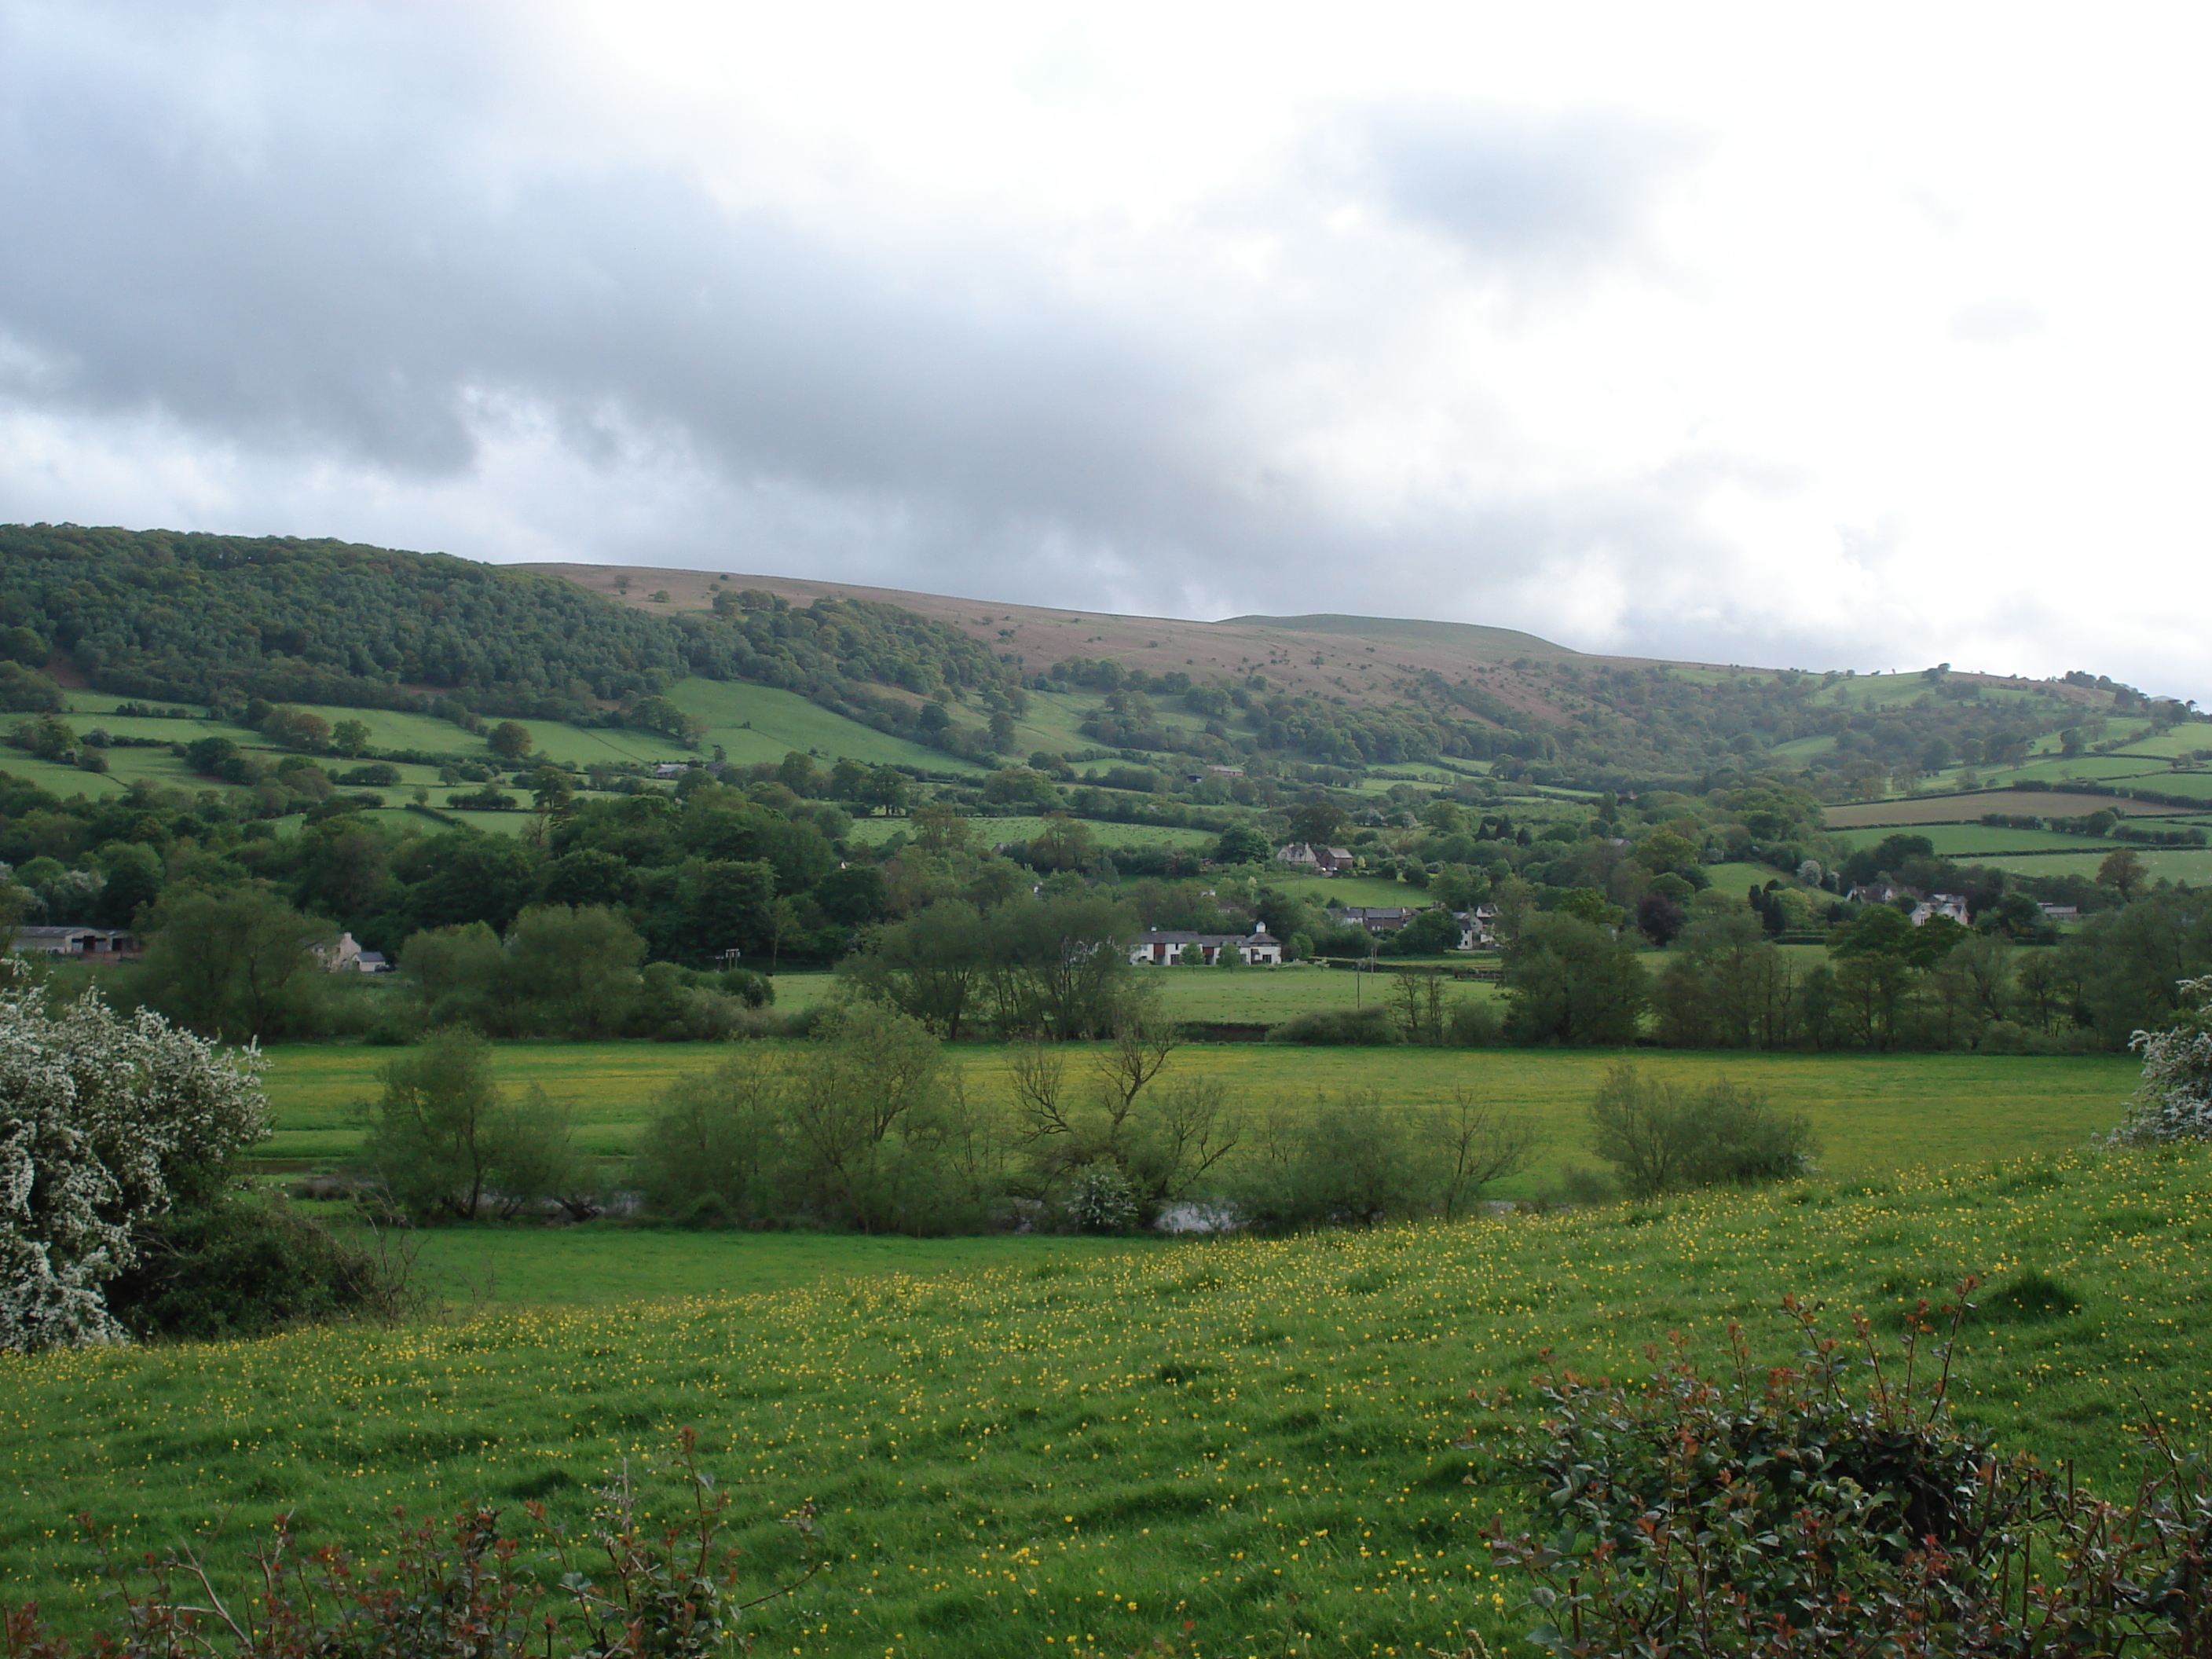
[631,1002,1002,1234]
[837,893,1139,1040]
[361,1027,597,1223]
[624,996,1538,1236]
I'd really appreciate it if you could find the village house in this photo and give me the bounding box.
[1458,906,1498,948]
[7,925,141,961]
[317,932,393,972]
[1339,905,1419,935]
[1910,893,1971,927]
[1276,842,1355,874]
[1129,925,1284,966]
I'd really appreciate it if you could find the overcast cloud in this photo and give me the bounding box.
[2,1,2208,698]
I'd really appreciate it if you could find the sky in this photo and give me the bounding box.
[2,2,2208,700]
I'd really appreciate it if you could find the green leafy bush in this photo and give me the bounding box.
[1266,1005,1399,1045]
[101,1192,409,1341]
[1587,1060,1818,1197]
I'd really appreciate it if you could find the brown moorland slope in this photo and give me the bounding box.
[520,561,2109,734]
[518,563,1734,726]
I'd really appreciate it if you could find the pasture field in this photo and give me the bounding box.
[1953,846,2212,884]
[252,1041,2138,1195]
[1826,822,2126,857]
[1270,872,1426,907]
[665,679,988,774]
[749,966,1493,1027]
[3,1148,2208,1650]
[2104,725,2208,759]
[843,815,1221,851]
[1825,789,2194,828]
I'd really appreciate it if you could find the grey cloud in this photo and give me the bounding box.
[1339,104,1693,266]
[7,3,2104,691]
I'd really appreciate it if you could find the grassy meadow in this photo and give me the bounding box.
[3,1147,2208,1654]
[844,815,1222,851]
[251,1038,2139,1198]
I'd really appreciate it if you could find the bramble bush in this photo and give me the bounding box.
[1480,1284,2212,1656]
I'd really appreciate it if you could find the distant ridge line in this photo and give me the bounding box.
[1220,613,1578,656]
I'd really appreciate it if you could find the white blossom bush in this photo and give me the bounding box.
[0,990,268,1351]
[2104,975,2212,1147]
[1064,1163,1138,1233]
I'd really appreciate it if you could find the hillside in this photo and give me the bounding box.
[528,558,2199,792]
[5,527,2200,796]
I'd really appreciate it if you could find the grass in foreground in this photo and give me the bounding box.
[2,1148,2207,1652]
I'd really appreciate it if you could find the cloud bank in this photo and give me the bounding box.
[2,2,2207,699]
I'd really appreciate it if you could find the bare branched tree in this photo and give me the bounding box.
[1422,1086,1540,1218]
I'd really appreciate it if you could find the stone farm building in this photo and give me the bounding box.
[7,925,140,961]
[1130,928,1284,966]
[1276,843,1356,874]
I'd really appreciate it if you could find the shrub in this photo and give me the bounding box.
[1062,1163,1138,1232]
[1267,1005,1399,1045]
[1231,1091,1427,1229]
[101,1191,409,1340]
[1444,996,1502,1046]
[631,1047,786,1225]
[1484,1286,2212,1656]
[1586,1060,1817,1197]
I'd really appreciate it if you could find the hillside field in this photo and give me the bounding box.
[843,815,1222,851]
[1826,789,2196,828]
[2,1147,2207,1652]
[1826,822,2128,857]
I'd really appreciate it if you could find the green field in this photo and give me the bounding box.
[667,679,988,773]
[1274,872,1427,907]
[1826,789,2196,828]
[1827,822,2126,857]
[2104,726,2208,760]
[1954,846,2212,884]
[251,1040,2138,1196]
[3,1145,2207,1651]
[844,814,1222,851]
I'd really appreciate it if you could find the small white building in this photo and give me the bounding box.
[1130,925,1284,966]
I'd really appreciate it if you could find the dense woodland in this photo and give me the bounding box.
[0,526,1024,758]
